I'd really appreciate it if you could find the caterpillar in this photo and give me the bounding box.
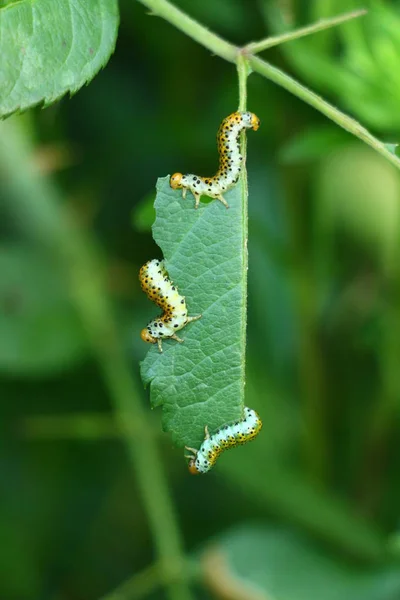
[170,111,260,209]
[185,407,262,474]
[139,259,202,352]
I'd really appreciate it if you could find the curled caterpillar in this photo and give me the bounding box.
[139,259,201,352]
[185,407,262,474]
[170,111,260,209]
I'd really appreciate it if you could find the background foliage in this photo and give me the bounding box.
[2,0,400,599]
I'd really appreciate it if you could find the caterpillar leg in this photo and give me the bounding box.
[185,428,211,475]
[185,446,198,457]
[185,446,201,474]
[184,424,209,459]
[192,193,229,210]
[157,334,184,353]
[184,427,209,455]
[170,333,184,344]
[192,192,201,209]
[182,188,200,209]
[216,195,229,209]
[186,314,202,324]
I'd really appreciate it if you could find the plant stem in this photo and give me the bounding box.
[101,563,162,600]
[100,558,198,600]
[237,53,248,112]
[20,413,159,440]
[0,118,193,600]
[357,289,400,515]
[20,413,138,440]
[292,262,329,484]
[246,9,367,54]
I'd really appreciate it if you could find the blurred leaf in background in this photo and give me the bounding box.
[201,525,400,600]
[263,0,400,132]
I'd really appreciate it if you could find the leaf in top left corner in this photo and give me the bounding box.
[0,0,119,118]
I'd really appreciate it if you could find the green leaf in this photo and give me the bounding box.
[203,525,399,600]
[140,176,247,449]
[0,245,88,375]
[0,0,119,117]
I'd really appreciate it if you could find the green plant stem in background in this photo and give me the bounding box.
[135,0,400,173]
[246,9,367,54]
[0,119,193,600]
[101,558,198,600]
[291,258,329,485]
[20,413,160,440]
[357,299,400,515]
[101,563,162,600]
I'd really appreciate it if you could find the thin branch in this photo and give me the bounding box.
[100,558,198,600]
[100,562,162,600]
[19,413,159,440]
[246,9,367,54]
[236,53,248,112]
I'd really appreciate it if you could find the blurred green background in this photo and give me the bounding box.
[2,0,400,598]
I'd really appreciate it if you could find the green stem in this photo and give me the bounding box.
[135,0,400,172]
[100,558,198,600]
[357,290,400,514]
[20,413,159,440]
[101,563,163,600]
[246,9,367,54]
[236,53,248,111]
[293,263,329,484]
[0,118,193,600]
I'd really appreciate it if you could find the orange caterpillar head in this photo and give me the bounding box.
[188,458,200,475]
[250,113,260,131]
[140,328,156,344]
[170,173,184,189]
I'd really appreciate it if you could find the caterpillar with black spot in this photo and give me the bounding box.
[139,259,201,352]
[170,111,260,209]
[185,407,262,474]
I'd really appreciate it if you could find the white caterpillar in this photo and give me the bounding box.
[139,259,201,352]
[170,111,260,209]
[185,407,262,474]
